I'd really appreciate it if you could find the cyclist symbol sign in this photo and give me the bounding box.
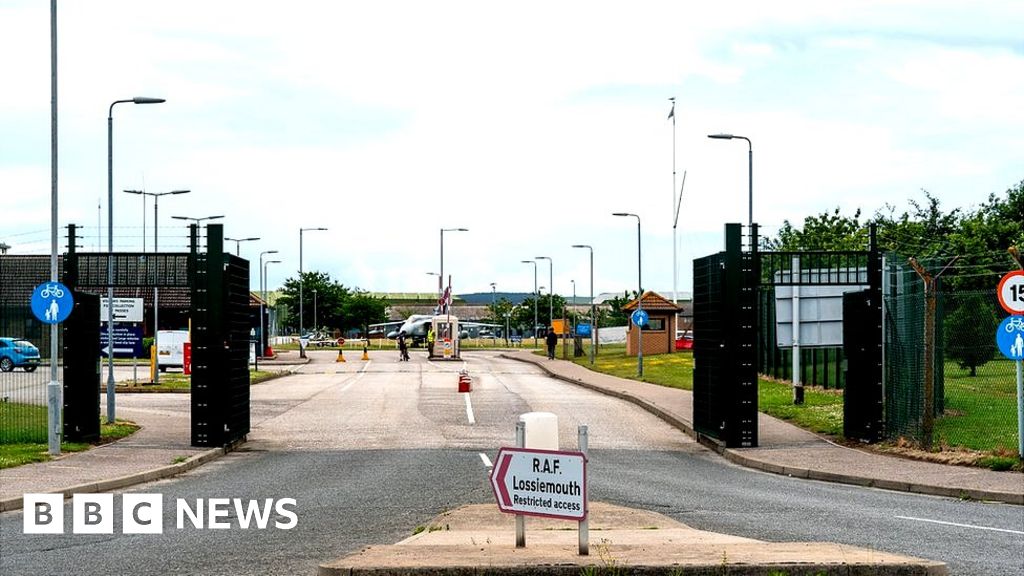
[31,282,74,325]
[997,270,1024,314]
[996,317,1024,361]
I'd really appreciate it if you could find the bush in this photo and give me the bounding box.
[945,294,997,377]
[142,337,154,359]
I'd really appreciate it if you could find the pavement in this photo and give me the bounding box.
[4,348,1021,574]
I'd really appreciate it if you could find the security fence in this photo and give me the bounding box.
[0,307,54,444]
[884,255,1019,454]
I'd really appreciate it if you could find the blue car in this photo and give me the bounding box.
[0,337,40,372]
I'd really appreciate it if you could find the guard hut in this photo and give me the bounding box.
[622,291,682,356]
[430,315,461,360]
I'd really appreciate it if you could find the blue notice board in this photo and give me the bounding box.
[576,323,592,337]
[100,325,144,358]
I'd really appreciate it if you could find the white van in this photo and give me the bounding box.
[156,330,189,372]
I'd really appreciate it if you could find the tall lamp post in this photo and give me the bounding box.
[106,95,165,424]
[225,236,260,256]
[521,260,538,347]
[263,259,281,351]
[299,227,327,358]
[572,244,595,364]
[259,250,278,357]
[535,256,553,328]
[124,189,189,386]
[311,289,318,334]
[707,133,753,228]
[614,212,643,378]
[440,228,468,305]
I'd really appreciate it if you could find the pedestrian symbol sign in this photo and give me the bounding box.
[631,309,648,327]
[996,316,1024,361]
[31,282,74,325]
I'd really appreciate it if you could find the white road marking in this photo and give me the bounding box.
[895,516,1024,535]
[338,364,370,394]
[463,392,475,424]
[479,453,493,468]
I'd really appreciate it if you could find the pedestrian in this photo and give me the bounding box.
[545,325,558,360]
[397,332,409,361]
[427,327,435,358]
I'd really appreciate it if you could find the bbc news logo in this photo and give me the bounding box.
[23,494,298,534]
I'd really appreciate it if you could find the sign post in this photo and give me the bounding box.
[31,281,74,456]
[995,271,1024,460]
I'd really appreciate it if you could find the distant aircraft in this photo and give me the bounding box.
[369,314,500,347]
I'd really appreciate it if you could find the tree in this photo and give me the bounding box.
[601,290,637,327]
[342,291,388,335]
[944,294,998,377]
[275,271,388,335]
[767,207,868,251]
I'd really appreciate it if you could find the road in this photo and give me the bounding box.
[1,350,1021,575]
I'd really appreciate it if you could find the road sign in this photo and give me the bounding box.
[996,316,1024,360]
[31,282,74,324]
[630,309,648,327]
[489,447,586,521]
[100,325,144,358]
[576,323,591,337]
[997,270,1024,315]
[100,297,144,323]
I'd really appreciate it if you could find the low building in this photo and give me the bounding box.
[621,291,683,356]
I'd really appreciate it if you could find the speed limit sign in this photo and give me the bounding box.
[997,270,1024,315]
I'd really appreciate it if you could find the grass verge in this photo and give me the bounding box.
[0,405,140,469]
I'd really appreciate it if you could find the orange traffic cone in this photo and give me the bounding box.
[362,346,369,361]
[336,348,346,362]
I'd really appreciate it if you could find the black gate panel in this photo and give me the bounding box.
[693,224,759,448]
[190,226,250,447]
[843,289,884,442]
[63,292,100,442]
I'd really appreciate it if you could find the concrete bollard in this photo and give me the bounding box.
[519,412,558,450]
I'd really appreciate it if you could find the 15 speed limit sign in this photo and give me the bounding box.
[997,270,1024,315]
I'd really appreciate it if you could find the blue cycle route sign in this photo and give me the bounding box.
[631,309,649,327]
[996,316,1024,361]
[31,282,74,325]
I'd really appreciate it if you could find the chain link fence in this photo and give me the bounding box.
[0,305,52,443]
[884,255,1019,455]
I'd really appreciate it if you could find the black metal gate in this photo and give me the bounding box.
[842,289,884,442]
[63,292,100,442]
[693,223,759,448]
[190,226,250,447]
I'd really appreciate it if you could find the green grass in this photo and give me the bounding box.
[935,359,1019,454]
[758,378,844,437]
[566,344,694,390]
[0,404,140,468]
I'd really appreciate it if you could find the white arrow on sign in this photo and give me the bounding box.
[102,346,134,356]
[489,447,587,521]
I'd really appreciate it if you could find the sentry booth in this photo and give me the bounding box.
[621,291,683,356]
[430,315,461,360]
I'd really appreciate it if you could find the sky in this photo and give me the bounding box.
[3,1,1022,301]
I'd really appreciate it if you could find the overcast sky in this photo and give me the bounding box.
[3,1,1022,300]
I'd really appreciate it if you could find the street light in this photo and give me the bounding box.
[535,256,553,328]
[311,289,318,334]
[225,236,260,256]
[521,260,538,347]
[264,259,281,351]
[613,212,643,378]
[572,244,595,364]
[171,214,224,226]
[440,228,468,306]
[124,189,189,386]
[426,272,441,302]
[707,133,753,228]
[106,95,165,424]
[299,227,327,358]
[259,250,279,356]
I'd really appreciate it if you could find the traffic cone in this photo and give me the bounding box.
[336,348,346,362]
[362,346,369,361]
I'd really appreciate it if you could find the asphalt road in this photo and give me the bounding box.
[1,351,1021,575]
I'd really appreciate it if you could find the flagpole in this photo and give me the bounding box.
[669,97,677,305]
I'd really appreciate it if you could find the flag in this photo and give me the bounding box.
[667,102,675,120]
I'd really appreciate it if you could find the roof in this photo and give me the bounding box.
[621,291,683,313]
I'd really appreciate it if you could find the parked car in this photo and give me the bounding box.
[0,337,41,372]
[674,330,693,351]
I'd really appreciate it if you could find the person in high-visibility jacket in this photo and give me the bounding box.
[426,328,435,357]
